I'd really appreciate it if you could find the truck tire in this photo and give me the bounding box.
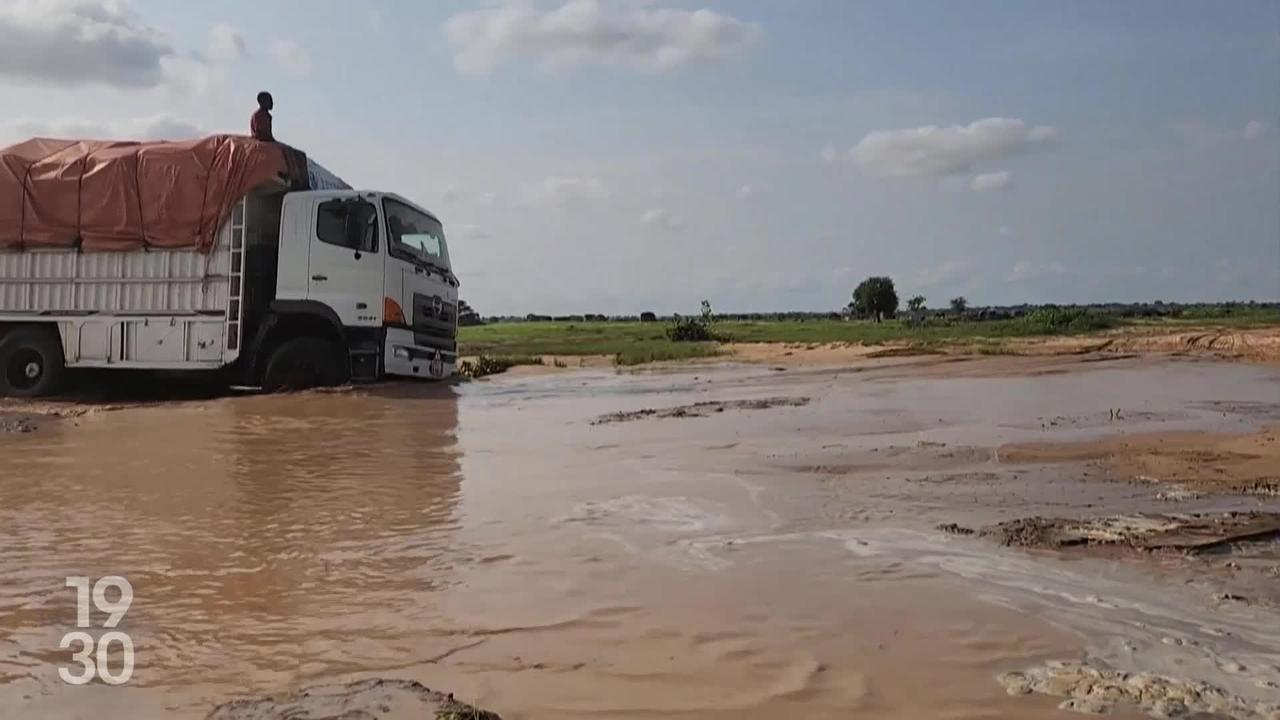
[0,326,66,398]
[260,337,349,392]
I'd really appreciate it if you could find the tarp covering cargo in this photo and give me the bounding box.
[307,157,352,191]
[0,135,304,253]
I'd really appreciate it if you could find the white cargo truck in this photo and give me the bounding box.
[0,137,458,396]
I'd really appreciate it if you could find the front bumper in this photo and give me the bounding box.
[384,327,456,379]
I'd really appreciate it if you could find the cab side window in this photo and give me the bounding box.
[316,199,379,253]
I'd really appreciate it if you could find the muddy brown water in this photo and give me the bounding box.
[1,355,1279,719]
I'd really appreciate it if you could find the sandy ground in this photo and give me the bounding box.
[1004,325,1280,364]
[1000,660,1279,719]
[946,512,1280,552]
[724,325,1280,368]
[206,679,500,720]
[999,424,1280,496]
[725,341,935,366]
[459,325,1280,380]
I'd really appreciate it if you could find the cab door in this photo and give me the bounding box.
[307,197,383,326]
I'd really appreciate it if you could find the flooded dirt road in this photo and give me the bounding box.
[2,354,1278,719]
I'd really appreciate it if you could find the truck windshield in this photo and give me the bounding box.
[384,197,450,272]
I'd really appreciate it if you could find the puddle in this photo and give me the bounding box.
[2,356,1278,718]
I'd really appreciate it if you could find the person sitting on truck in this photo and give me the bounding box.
[251,92,275,142]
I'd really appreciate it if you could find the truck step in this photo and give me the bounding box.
[349,349,380,382]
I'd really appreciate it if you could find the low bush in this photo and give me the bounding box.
[665,315,717,341]
[458,354,542,378]
[665,300,729,342]
[1022,307,1116,334]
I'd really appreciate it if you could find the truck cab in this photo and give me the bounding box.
[256,190,459,386]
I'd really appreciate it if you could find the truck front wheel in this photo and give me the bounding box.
[260,337,349,392]
[0,326,66,398]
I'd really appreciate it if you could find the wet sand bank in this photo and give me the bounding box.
[999,423,1280,496]
[723,325,1280,368]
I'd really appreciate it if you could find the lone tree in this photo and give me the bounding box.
[950,296,968,314]
[852,276,899,322]
[457,300,482,326]
[907,295,927,312]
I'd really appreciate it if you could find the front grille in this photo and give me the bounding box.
[412,292,457,352]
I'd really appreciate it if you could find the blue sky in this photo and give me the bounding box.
[2,0,1277,314]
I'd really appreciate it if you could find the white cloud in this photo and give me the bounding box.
[451,223,492,242]
[736,184,755,201]
[1244,120,1269,141]
[1008,260,1069,282]
[850,117,1057,177]
[3,114,203,143]
[1173,121,1218,144]
[444,0,763,75]
[640,207,685,230]
[441,185,497,207]
[820,143,839,165]
[1176,119,1272,145]
[270,38,310,75]
[208,23,246,63]
[911,259,973,289]
[971,170,1011,191]
[521,175,607,206]
[158,54,222,98]
[998,225,1012,236]
[0,0,174,87]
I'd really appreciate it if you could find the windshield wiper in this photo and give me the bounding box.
[409,256,458,286]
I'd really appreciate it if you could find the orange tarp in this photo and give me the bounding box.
[0,135,297,252]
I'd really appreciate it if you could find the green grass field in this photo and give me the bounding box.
[457,321,721,365]
[457,318,1077,360]
[458,307,1280,366]
[1128,308,1280,328]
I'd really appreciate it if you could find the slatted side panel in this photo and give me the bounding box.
[0,207,238,315]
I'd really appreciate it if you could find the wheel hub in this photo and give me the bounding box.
[5,348,47,392]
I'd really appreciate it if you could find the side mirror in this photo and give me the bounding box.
[344,202,375,254]
[344,214,360,250]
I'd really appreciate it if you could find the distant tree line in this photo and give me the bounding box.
[464,293,1278,326]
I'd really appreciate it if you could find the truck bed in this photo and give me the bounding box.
[0,199,249,369]
[0,200,243,315]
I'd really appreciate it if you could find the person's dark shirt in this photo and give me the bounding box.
[250,109,274,142]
